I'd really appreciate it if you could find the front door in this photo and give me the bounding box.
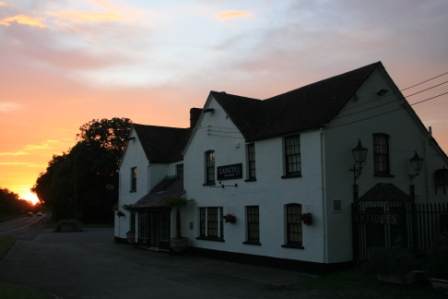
[148,209,171,250]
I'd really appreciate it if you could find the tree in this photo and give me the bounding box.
[32,118,132,223]
[0,188,33,216]
[77,118,132,166]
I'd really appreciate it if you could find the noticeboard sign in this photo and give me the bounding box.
[217,163,243,180]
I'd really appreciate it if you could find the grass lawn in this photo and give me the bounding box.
[0,237,51,299]
[291,271,447,299]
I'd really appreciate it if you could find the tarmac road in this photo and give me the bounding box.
[0,227,312,299]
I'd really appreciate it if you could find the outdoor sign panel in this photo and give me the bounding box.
[217,163,242,180]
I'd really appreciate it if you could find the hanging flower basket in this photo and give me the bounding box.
[116,210,125,217]
[223,214,236,223]
[301,213,312,226]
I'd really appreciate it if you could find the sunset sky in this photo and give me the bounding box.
[1,0,447,204]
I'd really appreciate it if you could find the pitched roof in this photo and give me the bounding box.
[211,62,380,141]
[133,124,191,163]
[357,183,413,202]
[132,176,184,209]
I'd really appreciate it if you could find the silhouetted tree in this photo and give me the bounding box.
[32,118,132,223]
[0,188,33,216]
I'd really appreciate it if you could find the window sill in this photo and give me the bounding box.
[244,178,257,182]
[203,182,216,186]
[281,173,301,179]
[281,244,304,249]
[243,240,261,246]
[129,190,136,193]
[374,173,395,178]
[196,237,224,242]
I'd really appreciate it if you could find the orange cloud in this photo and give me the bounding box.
[24,140,58,151]
[0,151,28,156]
[48,10,126,23]
[216,10,252,20]
[0,103,21,112]
[0,15,46,28]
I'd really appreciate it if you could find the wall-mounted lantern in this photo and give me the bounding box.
[349,139,368,201]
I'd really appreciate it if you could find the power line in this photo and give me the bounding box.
[404,80,448,98]
[329,91,448,130]
[401,71,448,91]
[333,80,448,121]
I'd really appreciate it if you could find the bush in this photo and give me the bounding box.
[425,232,448,279]
[54,219,83,232]
[361,247,422,276]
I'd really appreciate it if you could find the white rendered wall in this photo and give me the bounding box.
[322,68,448,263]
[184,96,326,263]
[115,131,149,238]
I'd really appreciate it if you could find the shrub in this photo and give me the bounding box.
[425,231,448,279]
[54,219,83,232]
[361,247,422,276]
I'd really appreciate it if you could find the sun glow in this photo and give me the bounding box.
[21,192,40,205]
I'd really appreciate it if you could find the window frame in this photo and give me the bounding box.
[243,206,261,245]
[246,143,256,181]
[282,135,301,178]
[282,204,304,249]
[130,167,137,192]
[204,150,216,185]
[197,207,224,241]
[373,133,391,176]
[176,163,184,178]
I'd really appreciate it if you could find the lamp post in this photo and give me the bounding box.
[349,139,368,201]
[409,151,424,200]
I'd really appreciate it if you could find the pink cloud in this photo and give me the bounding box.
[0,14,46,28]
[216,10,252,20]
[47,10,126,23]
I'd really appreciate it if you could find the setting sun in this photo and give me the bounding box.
[21,191,40,205]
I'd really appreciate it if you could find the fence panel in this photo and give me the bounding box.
[352,202,448,262]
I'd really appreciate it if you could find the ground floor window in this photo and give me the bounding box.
[198,207,224,241]
[244,206,260,245]
[283,204,303,248]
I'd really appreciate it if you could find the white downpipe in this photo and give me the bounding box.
[320,128,328,264]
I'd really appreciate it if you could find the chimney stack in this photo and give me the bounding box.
[190,108,202,128]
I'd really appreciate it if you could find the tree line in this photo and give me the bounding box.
[32,118,132,224]
[0,188,34,217]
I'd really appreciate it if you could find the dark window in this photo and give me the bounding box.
[199,208,206,237]
[366,207,385,247]
[176,164,184,178]
[198,207,223,240]
[284,135,301,176]
[205,151,215,184]
[246,206,260,243]
[130,167,137,192]
[373,134,390,175]
[389,206,403,247]
[286,204,302,246]
[247,143,256,180]
[130,211,136,232]
[138,212,148,241]
[207,207,218,237]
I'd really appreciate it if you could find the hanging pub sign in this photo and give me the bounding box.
[217,163,243,180]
